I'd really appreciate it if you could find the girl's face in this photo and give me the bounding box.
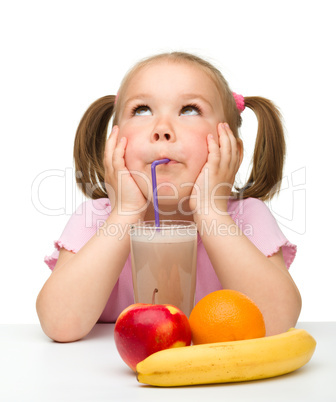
[117,61,225,209]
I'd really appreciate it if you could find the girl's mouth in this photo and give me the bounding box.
[149,158,179,165]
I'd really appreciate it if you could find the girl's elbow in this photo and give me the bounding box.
[36,298,90,343]
[288,284,302,327]
[266,291,302,336]
[40,321,87,343]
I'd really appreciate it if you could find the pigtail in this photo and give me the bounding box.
[74,95,115,199]
[238,96,286,201]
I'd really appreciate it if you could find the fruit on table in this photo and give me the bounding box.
[189,289,266,344]
[136,328,317,387]
[114,289,191,371]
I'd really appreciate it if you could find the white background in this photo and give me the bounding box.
[0,0,335,324]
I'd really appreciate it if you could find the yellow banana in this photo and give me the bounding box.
[136,328,316,387]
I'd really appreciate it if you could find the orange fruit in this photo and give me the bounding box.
[189,289,266,344]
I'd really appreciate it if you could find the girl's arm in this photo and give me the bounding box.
[196,212,301,336]
[37,127,147,342]
[192,123,301,336]
[36,212,137,343]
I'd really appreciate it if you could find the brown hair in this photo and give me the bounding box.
[74,52,286,201]
[237,96,286,200]
[74,95,115,199]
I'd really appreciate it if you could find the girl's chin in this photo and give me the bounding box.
[152,186,192,200]
[149,192,192,214]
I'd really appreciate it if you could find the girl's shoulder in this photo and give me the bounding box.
[70,197,112,227]
[44,198,111,270]
[75,197,111,214]
[228,196,273,221]
[228,196,296,268]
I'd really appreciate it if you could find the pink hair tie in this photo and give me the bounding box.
[232,92,245,113]
[114,91,119,105]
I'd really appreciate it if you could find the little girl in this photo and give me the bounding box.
[37,52,301,342]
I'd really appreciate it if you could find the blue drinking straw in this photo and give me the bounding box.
[151,159,170,227]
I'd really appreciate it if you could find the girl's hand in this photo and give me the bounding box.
[104,126,148,219]
[190,123,242,220]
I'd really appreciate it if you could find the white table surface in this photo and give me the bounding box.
[0,322,335,402]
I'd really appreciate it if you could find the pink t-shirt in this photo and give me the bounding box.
[44,197,296,322]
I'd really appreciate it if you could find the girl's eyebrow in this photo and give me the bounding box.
[124,93,213,110]
[124,94,151,107]
[179,94,213,109]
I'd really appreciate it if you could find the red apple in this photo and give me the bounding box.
[114,289,192,371]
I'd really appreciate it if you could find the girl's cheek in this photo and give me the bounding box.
[124,140,147,169]
[192,130,214,167]
[124,142,136,165]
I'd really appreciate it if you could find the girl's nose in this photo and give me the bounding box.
[151,118,176,142]
[152,132,172,141]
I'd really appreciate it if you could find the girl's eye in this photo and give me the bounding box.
[132,105,152,116]
[180,104,201,116]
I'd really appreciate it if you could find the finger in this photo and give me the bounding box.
[218,123,232,165]
[225,125,241,171]
[104,125,119,171]
[206,134,221,168]
[112,136,128,171]
[224,124,239,166]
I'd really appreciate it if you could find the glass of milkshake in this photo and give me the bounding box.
[130,220,197,317]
